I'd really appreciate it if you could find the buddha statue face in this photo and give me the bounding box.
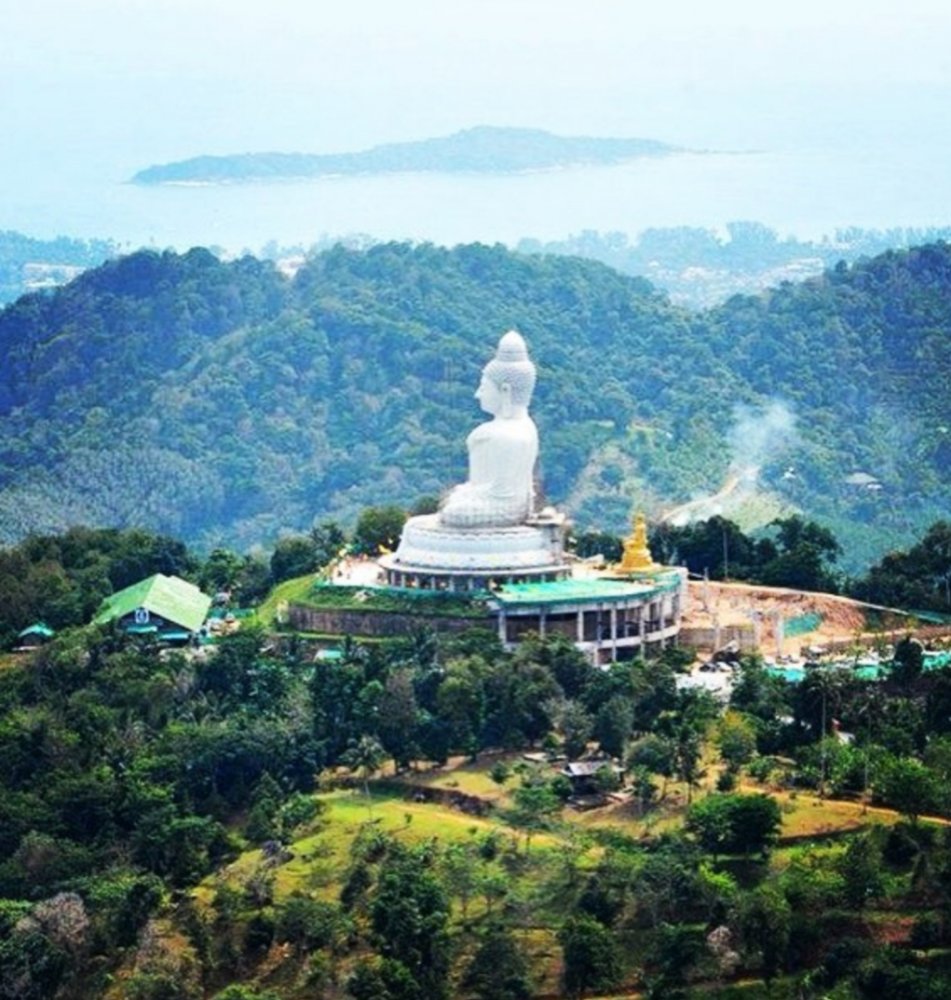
[477,330,536,418]
[475,373,504,416]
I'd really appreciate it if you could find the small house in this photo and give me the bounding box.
[16,622,55,650]
[560,759,624,796]
[94,574,212,644]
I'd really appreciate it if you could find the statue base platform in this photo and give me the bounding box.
[380,512,570,591]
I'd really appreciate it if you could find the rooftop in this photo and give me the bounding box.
[491,571,680,608]
[94,574,212,633]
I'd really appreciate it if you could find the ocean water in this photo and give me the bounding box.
[3,140,951,253]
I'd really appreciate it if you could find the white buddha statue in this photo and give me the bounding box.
[439,330,538,529]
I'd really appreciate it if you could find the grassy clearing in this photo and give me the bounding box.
[254,573,318,626]
[204,789,512,904]
[753,788,893,839]
[404,755,518,801]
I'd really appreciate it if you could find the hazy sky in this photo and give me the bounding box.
[4,0,950,173]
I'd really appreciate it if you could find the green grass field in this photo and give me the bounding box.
[253,573,319,626]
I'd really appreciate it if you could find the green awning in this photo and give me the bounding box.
[18,622,55,639]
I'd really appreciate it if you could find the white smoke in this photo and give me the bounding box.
[727,400,797,472]
[661,400,798,526]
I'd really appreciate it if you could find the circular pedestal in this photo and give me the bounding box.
[380,514,569,591]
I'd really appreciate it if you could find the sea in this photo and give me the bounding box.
[4,138,951,254]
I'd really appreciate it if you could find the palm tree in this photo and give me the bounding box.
[343,735,387,813]
[803,667,847,799]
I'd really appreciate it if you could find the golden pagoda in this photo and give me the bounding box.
[618,512,658,573]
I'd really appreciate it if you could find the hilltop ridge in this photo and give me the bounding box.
[0,240,948,569]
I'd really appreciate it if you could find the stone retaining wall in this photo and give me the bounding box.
[288,604,492,638]
[678,624,756,652]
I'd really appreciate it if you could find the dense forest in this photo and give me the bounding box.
[130,126,681,185]
[0,240,949,570]
[2,539,951,997]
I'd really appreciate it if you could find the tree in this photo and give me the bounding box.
[348,957,421,1000]
[673,725,704,803]
[796,666,849,796]
[652,922,707,991]
[716,710,757,772]
[758,515,841,593]
[509,776,561,852]
[463,924,533,1000]
[558,700,593,760]
[686,794,781,857]
[274,893,343,955]
[736,884,790,984]
[853,521,951,613]
[838,831,884,909]
[628,735,676,798]
[593,695,634,758]
[558,914,622,998]
[576,853,635,926]
[440,843,479,924]
[892,635,924,688]
[201,548,245,593]
[343,736,387,802]
[378,670,419,769]
[435,658,486,754]
[572,530,623,563]
[874,755,940,823]
[371,845,450,1000]
[269,534,317,584]
[352,506,407,556]
[631,841,701,928]
[311,519,347,569]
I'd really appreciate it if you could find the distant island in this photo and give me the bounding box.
[130,125,684,185]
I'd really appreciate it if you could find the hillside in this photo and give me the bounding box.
[130,125,682,184]
[0,241,949,569]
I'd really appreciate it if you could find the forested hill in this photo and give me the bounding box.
[131,125,681,184]
[0,241,949,569]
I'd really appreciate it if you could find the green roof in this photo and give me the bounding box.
[94,574,212,633]
[492,573,680,608]
[18,622,55,639]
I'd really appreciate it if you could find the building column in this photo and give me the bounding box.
[610,605,618,662]
[539,608,546,638]
[576,608,584,643]
[498,609,507,644]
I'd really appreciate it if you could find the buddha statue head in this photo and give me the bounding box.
[476,330,537,418]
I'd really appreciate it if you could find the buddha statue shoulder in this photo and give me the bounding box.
[439,330,539,529]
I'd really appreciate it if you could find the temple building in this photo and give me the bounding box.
[292,330,686,664]
[94,573,212,644]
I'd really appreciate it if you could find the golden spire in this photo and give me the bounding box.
[619,512,658,573]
